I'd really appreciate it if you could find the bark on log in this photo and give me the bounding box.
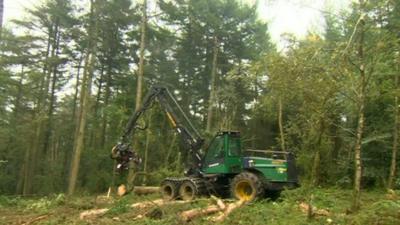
[180,205,222,222]
[211,200,245,222]
[133,186,160,195]
[117,185,159,196]
[131,199,190,209]
[180,196,226,222]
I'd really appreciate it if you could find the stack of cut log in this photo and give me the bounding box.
[80,189,245,222]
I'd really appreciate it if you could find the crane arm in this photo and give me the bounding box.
[113,85,204,172]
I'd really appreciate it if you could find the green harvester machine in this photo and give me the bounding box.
[111,85,299,202]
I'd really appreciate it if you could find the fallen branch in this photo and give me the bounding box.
[211,200,245,222]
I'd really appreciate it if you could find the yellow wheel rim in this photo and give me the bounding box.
[235,181,254,201]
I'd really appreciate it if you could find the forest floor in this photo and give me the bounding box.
[1,187,399,225]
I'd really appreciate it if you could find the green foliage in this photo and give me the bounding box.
[351,199,400,225]
[105,196,130,216]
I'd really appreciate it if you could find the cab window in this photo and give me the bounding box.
[228,137,241,156]
[205,135,224,162]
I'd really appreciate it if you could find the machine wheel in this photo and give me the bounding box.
[230,172,264,202]
[160,180,179,200]
[179,180,197,200]
[179,178,206,201]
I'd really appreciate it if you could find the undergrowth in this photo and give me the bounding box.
[1,188,399,224]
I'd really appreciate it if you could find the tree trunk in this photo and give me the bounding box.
[388,63,399,189]
[21,22,54,195]
[23,117,42,195]
[206,36,219,132]
[142,110,153,185]
[100,65,112,148]
[62,57,83,188]
[68,0,97,195]
[135,0,147,111]
[311,120,325,186]
[352,3,365,210]
[72,56,83,121]
[128,0,147,189]
[43,22,60,155]
[0,0,3,38]
[89,64,105,148]
[278,96,286,151]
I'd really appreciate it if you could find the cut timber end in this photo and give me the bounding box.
[117,184,127,196]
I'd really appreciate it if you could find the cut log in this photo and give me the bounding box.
[210,195,226,210]
[133,186,160,195]
[117,185,159,196]
[80,198,191,220]
[80,208,109,220]
[117,184,127,196]
[180,196,226,222]
[131,199,190,209]
[211,200,245,222]
[180,205,222,222]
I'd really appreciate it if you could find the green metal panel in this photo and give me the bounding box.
[247,157,288,181]
[202,133,290,181]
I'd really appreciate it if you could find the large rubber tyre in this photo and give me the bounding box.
[230,172,264,202]
[160,180,179,201]
[179,180,197,201]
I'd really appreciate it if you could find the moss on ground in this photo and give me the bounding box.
[1,188,399,225]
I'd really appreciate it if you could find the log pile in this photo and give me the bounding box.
[79,198,191,220]
[80,193,245,222]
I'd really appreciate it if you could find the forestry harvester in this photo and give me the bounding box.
[111,85,298,202]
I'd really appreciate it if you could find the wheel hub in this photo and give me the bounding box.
[235,181,254,201]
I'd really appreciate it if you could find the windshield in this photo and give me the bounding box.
[205,135,225,162]
[229,137,241,156]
